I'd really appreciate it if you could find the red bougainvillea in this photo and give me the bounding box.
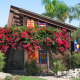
[0,25,71,54]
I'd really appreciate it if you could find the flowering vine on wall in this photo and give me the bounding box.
[0,25,71,54]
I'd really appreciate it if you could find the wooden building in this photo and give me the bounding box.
[5,5,77,73]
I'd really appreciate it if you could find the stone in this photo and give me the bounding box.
[66,69,79,78]
[0,72,12,79]
[57,71,67,76]
[57,69,80,79]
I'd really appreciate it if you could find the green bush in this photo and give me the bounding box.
[71,53,80,69]
[53,59,66,75]
[24,60,38,76]
[5,76,13,80]
[0,51,5,72]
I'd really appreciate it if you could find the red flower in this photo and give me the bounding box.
[39,39,43,42]
[62,29,67,32]
[0,34,3,38]
[23,44,27,48]
[49,31,52,33]
[28,35,33,40]
[60,48,64,52]
[46,37,50,41]
[57,38,63,45]
[55,33,59,37]
[26,43,30,47]
[53,32,55,34]
[65,33,68,36]
[31,31,35,34]
[49,44,52,46]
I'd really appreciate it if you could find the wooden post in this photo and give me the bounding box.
[47,52,49,75]
[69,31,71,69]
[24,49,28,65]
[7,10,14,27]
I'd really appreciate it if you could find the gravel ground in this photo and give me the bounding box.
[39,76,69,80]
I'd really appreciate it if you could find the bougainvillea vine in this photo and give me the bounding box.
[0,25,71,54]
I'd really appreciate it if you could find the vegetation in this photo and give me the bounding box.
[42,0,80,22]
[53,59,67,75]
[5,76,13,80]
[5,76,46,80]
[72,28,80,42]
[0,51,5,72]
[42,0,69,22]
[0,25,70,72]
[18,77,46,80]
[70,78,80,80]
[69,3,80,22]
[76,78,80,80]
[0,25,70,55]
[13,75,21,80]
[24,60,38,76]
[71,53,80,69]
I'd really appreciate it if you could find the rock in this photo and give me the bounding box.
[0,72,12,79]
[66,69,79,78]
[40,71,45,76]
[57,71,67,76]
[57,69,80,79]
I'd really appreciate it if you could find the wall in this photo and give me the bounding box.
[5,48,24,71]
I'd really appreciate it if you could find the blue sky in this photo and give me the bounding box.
[0,0,80,27]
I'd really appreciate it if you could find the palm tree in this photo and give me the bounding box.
[42,0,69,22]
[41,0,57,18]
[69,3,80,22]
[55,2,69,22]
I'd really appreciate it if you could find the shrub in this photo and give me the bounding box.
[24,60,38,76]
[13,75,21,80]
[53,59,67,75]
[71,53,80,69]
[5,76,13,80]
[0,51,5,72]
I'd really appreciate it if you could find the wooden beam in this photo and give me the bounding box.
[7,10,14,27]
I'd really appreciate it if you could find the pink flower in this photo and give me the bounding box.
[26,43,30,47]
[46,37,50,41]
[31,31,35,34]
[60,48,64,52]
[65,33,68,36]
[56,38,63,45]
[62,29,67,32]
[55,33,59,37]
[28,35,33,40]
[39,39,43,42]
[53,32,55,35]
[44,40,47,43]
[0,34,3,38]
[49,44,52,46]
[34,35,37,37]
[64,44,69,49]
[23,45,27,48]
[49,31,52,33]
